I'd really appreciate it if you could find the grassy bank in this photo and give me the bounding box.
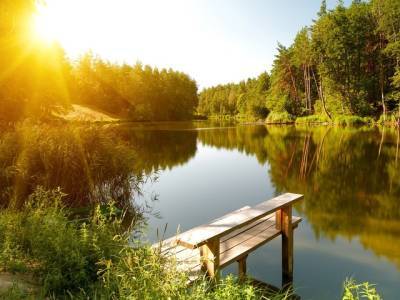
[0,188,383,299]
[0,188,288,299]
[206,111,398,127]
[296,115,375,126]
[264,112,399,127]
[208,114,265,123]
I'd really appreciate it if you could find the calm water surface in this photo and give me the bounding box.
[0,122,399,299]
[136,122,400,300]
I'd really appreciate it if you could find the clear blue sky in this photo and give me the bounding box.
[185,0,352,88]
[41,0,352,89]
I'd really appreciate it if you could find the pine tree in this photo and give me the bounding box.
[318,0,327,17]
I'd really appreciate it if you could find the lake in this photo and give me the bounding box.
[0,121,399,299]
[135,122,400,300]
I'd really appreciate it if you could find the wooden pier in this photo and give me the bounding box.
[153,193,303,286]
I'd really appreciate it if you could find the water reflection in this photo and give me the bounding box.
[1,122,399,276]
[116,126,197,173]
[199,125,400,269]
[0,123,198,210]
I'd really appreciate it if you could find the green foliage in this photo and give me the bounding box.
[0,122,142,209]
[0,3,198,123]
[295,115,330,124]
[0,282,35,300]
[378,111,399,125]
[198,73,270,120]
[312,1,382,114]
[95,254,269,300]
[342,279,381,300]
[0,188,125,295]
[73,56,198,121]
[295,114,374,126]
[333,115,374,126]
[262,0,400,122]
[265,111,295,124]
[0,188,287,299]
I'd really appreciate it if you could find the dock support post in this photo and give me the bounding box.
[280,206,293,286]
[237,255,248,281]
[200,238,220,280]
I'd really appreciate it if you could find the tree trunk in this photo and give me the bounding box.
[379,32,386,121]
[312,68,332,120]
[288,64,299,104]
[303,66,308,110]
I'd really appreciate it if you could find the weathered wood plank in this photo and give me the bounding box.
[177,193,303,248]
[220,214,274,243]
[163,216,301,263]
[162,217,301,274]
[220,219,276,254]
[152,205,251,253]
[220,225,281,267]
[153,194,303,282]
[219,216,301,267]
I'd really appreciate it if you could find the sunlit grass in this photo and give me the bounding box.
[0,188,289,299]
[343,279,381,300]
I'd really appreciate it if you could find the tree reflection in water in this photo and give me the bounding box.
[1,122,399,269]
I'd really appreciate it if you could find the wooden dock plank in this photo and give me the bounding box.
[219,217,302,268]
[153,205,252,253]
[152,194,303,283]
[159,216,302,280]
[177,193,303,248]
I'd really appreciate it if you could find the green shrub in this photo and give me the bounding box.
[0,188,126,296]
[378,112,399,125]
[342,279,381,300]
[0,283,30,300]
[295,114,331,124]
[266,111,295,124]
[0,188,287,299]
[334,115,373,126]
[0,188,383,299]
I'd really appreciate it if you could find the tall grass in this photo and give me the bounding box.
[333,115,374,126]
[378,112,400,126]
[0,188,290,299]
[0,188,384,299]
[295,114,331,124]
[342,279,381,300]
[265,112,295,124]
[0,122,142,210]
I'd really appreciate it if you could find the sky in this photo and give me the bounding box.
[37,0,352,89]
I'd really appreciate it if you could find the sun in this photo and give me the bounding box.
[31,0,128,58]
[30,0,199,65]
[31,0,92,54]
[33,7,58,43]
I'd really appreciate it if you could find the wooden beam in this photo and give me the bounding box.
[275,210,282,230]
[237,255,248,281]
[200,238,220,280]
[281,206,293,286]
[177,193,303,249]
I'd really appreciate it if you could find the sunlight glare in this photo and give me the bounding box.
[33,9,57,43]
[32,0,170,58]
[31,0,258,88]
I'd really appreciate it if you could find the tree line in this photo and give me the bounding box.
[198,72,270,119]
[73,54,198,121]
[198,0,400,122]
[2,0,399,123]
[0,0,198,123]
